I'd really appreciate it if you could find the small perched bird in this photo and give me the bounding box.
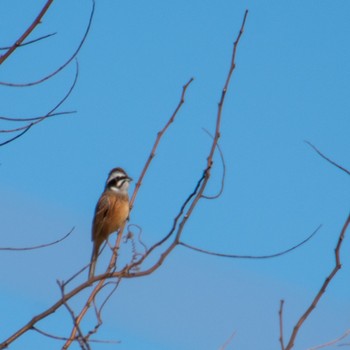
[89,167,132,279]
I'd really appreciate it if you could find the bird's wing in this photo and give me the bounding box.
[91,193,112,242]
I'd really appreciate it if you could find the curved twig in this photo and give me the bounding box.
[179,225,322,259]
[305,141,350,176]
[0,227,74,251]
[307,329,350,350]
[0,0,95,87]
[0,124,33,147]
[201,128,226,199]
[0,111,75,123]
[0,60,79,135]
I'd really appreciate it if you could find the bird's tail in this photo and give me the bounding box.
[88,245,98,280]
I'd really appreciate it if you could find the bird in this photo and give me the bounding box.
[89,167,132,279]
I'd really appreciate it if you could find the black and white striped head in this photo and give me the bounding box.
[105,167,132,193]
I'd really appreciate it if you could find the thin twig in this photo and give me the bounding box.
[32,327,120,344]
[0,111,75,123]
[305,141,350,176]
[201,128,226,200]
[279,300,285,350]
[219,330,236,350]
[0,33,56,51]
[0,0,54,65]
[0,61,78,146]
[307,329,350,350]
[0,227,74,251]
[129,77,194,209]
[0,0,95,87]
[179,225,321,259]
[0,124,32,147]
[58,281,90,350]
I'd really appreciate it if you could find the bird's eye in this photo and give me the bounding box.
[108,178,117,187]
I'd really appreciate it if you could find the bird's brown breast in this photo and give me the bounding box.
[92,191,130,245]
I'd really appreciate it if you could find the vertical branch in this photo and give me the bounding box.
[279,300,285,350]
[124,9,249,278]
[202,8,248,191]
[129,77,194,209]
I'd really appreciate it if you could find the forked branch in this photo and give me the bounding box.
[0,10,249,349]
[0,0,54,65]
[281,213,350,350]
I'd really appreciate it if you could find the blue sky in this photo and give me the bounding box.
[1,1,349,349]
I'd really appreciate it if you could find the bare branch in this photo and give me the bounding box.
[0,60,79,147]
[307,329,350,350]
[201,128,226,200]
[0,124,33,147]
[0,111,75,123]
[0,33,56,51]
[219,330,236,350]
[32,327,120,345]
[58,281,90,350]
[0,11,249,348]
[284,213,350,350]
[179,225,321,259]
[305,141,350,176]
[129,77,194,209]
[0,0,54,65]
[279,300,285,350]
[0,0,95,87]
[0,227,74,251]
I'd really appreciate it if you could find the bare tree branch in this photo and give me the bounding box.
[219,330,236,350]
[179,225,321,259]
[0,124,33,147]
[0,0,54,65]
[0,0,95,87]
[305,141,350,176]
[0,227,74,251]
[0,60,79,146]
[283,213,350,350]
[279,300,285,350]
[0,111,75,123]
[129,77,194,209]
[0,10,249,349]
[32,327,120,345]
[307,329,350,350]
[0,33,57,51]
[201,128,226,200]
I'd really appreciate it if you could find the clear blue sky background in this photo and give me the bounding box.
[0,1,349,349]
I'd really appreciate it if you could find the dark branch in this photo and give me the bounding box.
[0,61,78,146]
[0,227,74,251]
[0,111,75,123]
[284,213,350,350]
[305,141,350,176]
[179,225,321,259]
[0,0,54,65]
[0,0,95,87]
[201,128,226,199]
[0,124,33,147]
[0,33,56,51]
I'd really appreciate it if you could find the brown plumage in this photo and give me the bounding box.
[89,168,131,279]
